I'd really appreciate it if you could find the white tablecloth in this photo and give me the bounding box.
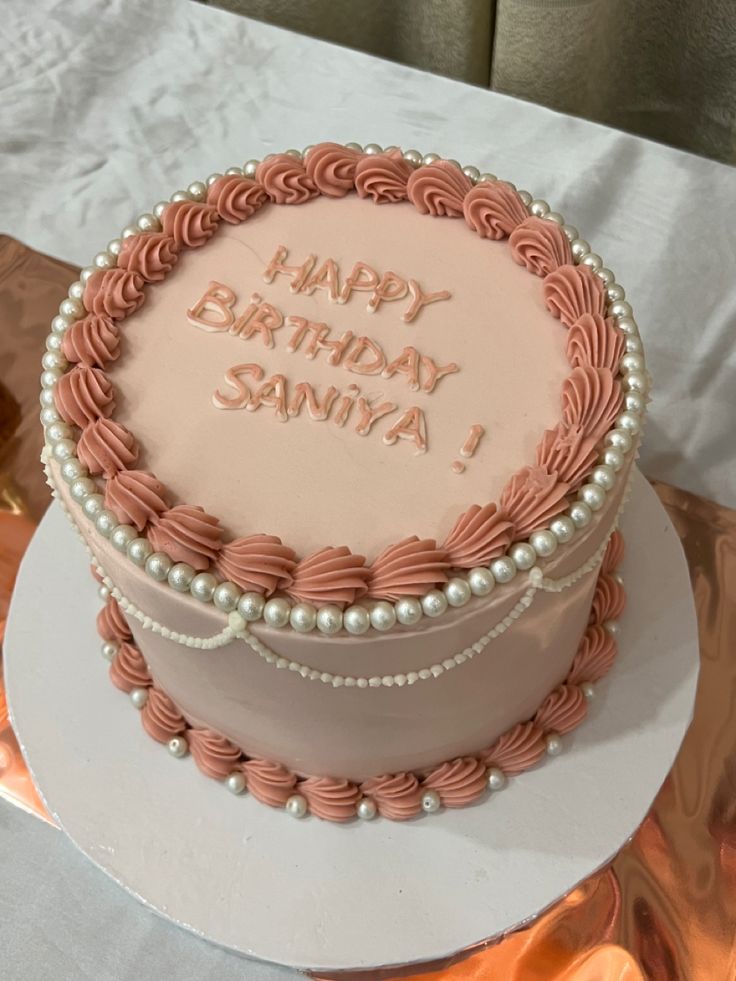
[1,0,734,977]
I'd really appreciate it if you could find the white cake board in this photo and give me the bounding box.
[5,471,698,974]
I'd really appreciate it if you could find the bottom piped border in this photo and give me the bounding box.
[95,532,626,823]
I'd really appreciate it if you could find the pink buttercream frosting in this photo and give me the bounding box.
[535,422,599,486]
[423,756,487,807]
[83,268,145,320]
[77,418,138,477]
[215,534,296,595]
[117,232,180,283]
[535,684,588,734]
[162,201,220,249]
[109,641,151,693]
[300,776,362,822]
[148,504,223,572]
[206,175,268,224]
[509,216,572,277]
[304,142,361,198]
[543,264,606,327]
[562,366,623,443]
[602,529,625,574]
[62,314,120,368]
[367,536,450,601]
[463,181,528,239]
[287,545,369,606]
[442,503,515,568]
[359,773,422,820]
[567,625,617,685]
[141,688,187,744]
[407,160,472,218]
[499,465,570,540]
[54,365,114,428]
[256,154,318,205]
[188,729,242,780]
[96,597,131,643]
[354,150,413,204]
[482,721,546,775]
[104,469,168,532]
[241,758,296,807]
[566,313,625,372]
[589,574,626,624]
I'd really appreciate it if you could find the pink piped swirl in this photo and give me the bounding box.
[535,684,588,735]
[287,545,369,606]
[442,503,515,569]
[206,175,267,224]
[589,574,626,624]
[499,465,571,541]
[148,505,223,572]
[482,721,546,775]
[256,154,318,205]
[562,366,623,443]
[567,625,617,685]
[104,469,168,532]
[407,160,472,218]
[141,688,187,744]
[360,773,422,821]
[367,536,449,601]
[543,263,606,328]
[509,216,572,277]
[567,313,625,372]
[304,142,361,198]
[535,422,599,487]
[96,598,131,643]
[83,268,145,320]
[354,149,413,204]
[77,418,138,477]
[188,729,242,780]
[463,181,528,239]
[300,776,361,822]
[117,232,180,283]
[109,641,151,693]
[215,534,296,596]
[54,365,114,428]
[602,529,625,575]
[161,200,220,248]
[62,314,120,368]
[241,758,296,807]
[423,757,487,807]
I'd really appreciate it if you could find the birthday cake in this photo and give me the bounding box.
[40,142,648,822]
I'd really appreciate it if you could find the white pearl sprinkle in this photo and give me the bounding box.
[168,736,189,758]
[357,797,377,820]
[421,789,441,813]
[545,733,563,756]
[130,687,149,710]
[225,771,246,795]
[487,767,507,791]
[286,794,308,818]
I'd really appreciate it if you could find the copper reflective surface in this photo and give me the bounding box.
[1,238,734,978]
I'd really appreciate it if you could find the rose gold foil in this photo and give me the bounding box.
[1,239,734,977]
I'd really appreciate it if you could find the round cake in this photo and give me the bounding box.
[40,142,649,822]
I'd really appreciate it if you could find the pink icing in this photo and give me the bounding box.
[104,469,168,532]
[188,728,242,780]
[567,625,617,685]
[367,536,449,601]
[589,574,626,624]
[287,545,369,606]
[109,641,151,693]
[463,181,528,239]
[96,598,131,643]
[535,684,588,734]
[354,150,413,204]
[162,200,220,249]
[423,756,487,807]
[535,422,599,486]
[62,314,120,368]
[566,313,625,372]
[215,534,296,595]
[499,465,570,541]
[141,687,187,744]
[406,161,472,218]
[509,216,572,277]
[148,504,223,572]
[442,503,515,568]
[77,418,138,477]
[54,365,114,428]
[359,773,422,820]
[304,142,361,198]
[83,268,145,320]
[117,232,180,283]
[482,721,546,775]
[543,264,606,328]
[299,776,361,822]
[256,154,318,205]
[602,529,625,575]
[206,175,268,224]
[242,759,296,807]
[562,366,623,443]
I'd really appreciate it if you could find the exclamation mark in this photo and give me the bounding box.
[451,424,485,474]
